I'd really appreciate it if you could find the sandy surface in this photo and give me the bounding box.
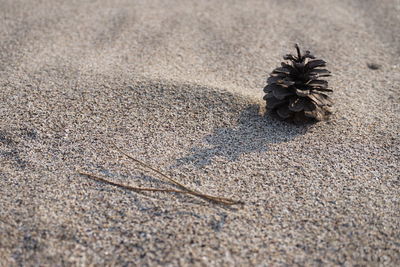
[1,0,399,266]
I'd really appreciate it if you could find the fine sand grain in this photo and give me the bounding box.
[1,0,399,265]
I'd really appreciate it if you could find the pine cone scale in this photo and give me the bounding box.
[305,59,326,69]
[266,97,288,109]
[277,105,293,119]
[273,86,295,100]
[289,97,306,112]
[308,93,327,106]
[272,67,291,75]
[295,88,310,97]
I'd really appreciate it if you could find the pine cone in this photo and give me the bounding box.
[263,44,333,123]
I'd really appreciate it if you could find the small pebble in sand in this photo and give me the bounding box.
[367,63,381,70]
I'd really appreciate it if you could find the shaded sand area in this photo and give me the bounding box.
[1,0,399,265]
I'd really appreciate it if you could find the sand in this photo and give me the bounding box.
[1,0,399,265]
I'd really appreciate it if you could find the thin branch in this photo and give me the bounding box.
[79,171,242,205]
[110,141,243,205]
[79,171,184,193]
[111,142,193,193]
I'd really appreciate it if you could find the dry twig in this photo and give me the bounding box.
[78,143,243,206]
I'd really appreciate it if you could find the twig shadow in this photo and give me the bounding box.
[173,104,310,168]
